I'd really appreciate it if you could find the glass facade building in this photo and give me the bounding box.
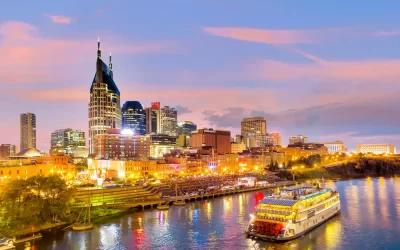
[51,129,85,148]
[161,106,178,136]
[122,101,146,135]
[145,102,161,134]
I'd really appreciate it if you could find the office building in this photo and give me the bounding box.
[177,121,197,147]
[0,144,17,159]
[289,135,309,145]
[122,101,146,135]
[241,117,267,138]
[20,112,36,150]
[231,142,246,154]
[160,106,178,136]
[150,134,177,158]
[89,39,122,154]
[318,141,347,153]
[94,128,150,159]
[145,102,161,134]
[190,128,231,154]
[357,144,395,154]
[51,129,85,148]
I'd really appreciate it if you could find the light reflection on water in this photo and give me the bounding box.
[19,177,400,250]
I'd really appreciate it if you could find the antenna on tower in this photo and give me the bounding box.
[97,37,101,58]
[109,52,112,70]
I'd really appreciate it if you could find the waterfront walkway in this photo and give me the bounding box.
[71,181,295,210]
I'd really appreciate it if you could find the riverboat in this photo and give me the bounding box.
[245,183,340,241]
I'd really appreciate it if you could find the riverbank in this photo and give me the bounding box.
[276,157,400,181]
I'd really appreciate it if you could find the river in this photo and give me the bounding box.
[18,177,400,249]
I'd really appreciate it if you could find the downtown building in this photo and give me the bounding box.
[150,134,177,158]
[0,144,17,159]
[289,135,309,145]
[20,112,36,150]
[50,129,87,156]
[160,106,178,136]
[94,128,150,159]
[122,101,146,135]
[357,144,395,154]
[177,121,197,147]
[145,102,161,134]
[190,128,231,154]
[88,39,121,154]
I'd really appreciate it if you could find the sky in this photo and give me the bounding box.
[2,0,400,152]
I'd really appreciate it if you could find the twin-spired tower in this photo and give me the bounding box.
[88,38,121,154]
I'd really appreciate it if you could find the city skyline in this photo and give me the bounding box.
[2,1,400,151]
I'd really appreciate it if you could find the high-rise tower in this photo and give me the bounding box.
[20,112,36,150]
[88,38,121,154]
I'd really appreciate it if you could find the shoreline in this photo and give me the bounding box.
[0,181,295,238]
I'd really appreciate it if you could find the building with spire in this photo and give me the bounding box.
[88,38,122,154]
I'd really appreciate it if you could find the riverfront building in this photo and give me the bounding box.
[357,144,396,154]
[89,39,122,154]
[20,112,36,150]
[94,129,150,159]
[150,134,177,158]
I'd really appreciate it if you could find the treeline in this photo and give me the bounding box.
[0,175,74,229]
[276,157,400,180]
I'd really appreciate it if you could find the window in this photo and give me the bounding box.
[17,170,19,174]
[9,170,11,175]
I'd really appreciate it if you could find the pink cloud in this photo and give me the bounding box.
[203,26,348,44]
[44,14,72,24]
[0,21,180,84]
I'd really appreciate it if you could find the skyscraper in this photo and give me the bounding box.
[160,106,178,136]
[88,39,122,154]
[122,101,146,135]
[177,121,197,136]
[0,144,17,159]
[241,117,267,138]
[145,102,161,134]
[20,112,36,150]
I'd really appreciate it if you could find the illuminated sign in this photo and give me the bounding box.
[151,102,160,109]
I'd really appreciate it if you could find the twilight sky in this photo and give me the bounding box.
[2,0,400,152]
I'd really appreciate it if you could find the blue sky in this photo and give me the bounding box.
[2,0,400,151]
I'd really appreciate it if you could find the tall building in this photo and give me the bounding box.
[161,106,178,136]
[94,129,150,159]
[357,144,395,154]
[88,39,122,154]
[270,133,282,146]
[289,135,309,145]
[0,144,17,159]
[190,128,231,154]
[51,129,85,148]
[145,102,161,134]
[20,112,36,150]
[122,101,146,135]
[241,117,267,138]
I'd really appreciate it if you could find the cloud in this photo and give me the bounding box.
[203,26,349,45]
[175,105,192,115]
[44,14,72,24]
[203,108,247,128]
[371,30,400,37]
[0,21,180,84]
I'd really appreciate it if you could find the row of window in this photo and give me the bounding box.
[0,169,43,175]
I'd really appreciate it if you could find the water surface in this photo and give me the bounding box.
[20,177,400,249]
